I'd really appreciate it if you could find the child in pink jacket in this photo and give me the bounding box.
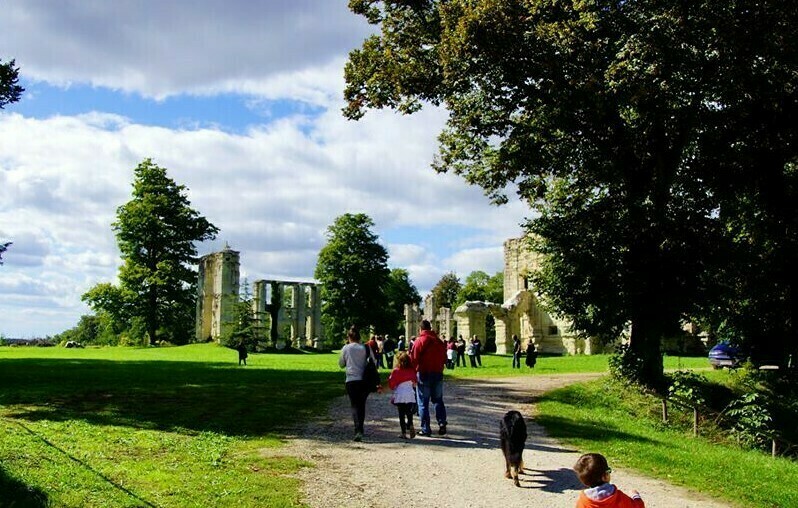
[388,352,417,439]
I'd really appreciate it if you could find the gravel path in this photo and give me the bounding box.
[275,373,731,508]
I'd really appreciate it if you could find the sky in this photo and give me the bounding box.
[0,1,530,338]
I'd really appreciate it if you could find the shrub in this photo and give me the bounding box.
[668,370,709,407]
[725,392,774,450]
[608,343,645,385]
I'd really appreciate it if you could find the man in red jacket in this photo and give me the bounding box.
[409,319,448,436]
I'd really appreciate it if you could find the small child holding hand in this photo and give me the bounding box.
[388,351,417,439]
[573,453,644,508]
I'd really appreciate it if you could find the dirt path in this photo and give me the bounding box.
[275,374,730,508]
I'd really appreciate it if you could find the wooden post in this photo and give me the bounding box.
[661,399,668,423]
[772,439,778,458]
[693,407,699,436]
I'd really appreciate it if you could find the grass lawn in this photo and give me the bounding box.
[0,344,343,508]
[536,376,798,508]
[0,344,711,507]
[445,352,708,378]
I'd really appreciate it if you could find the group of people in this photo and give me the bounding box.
[339,320,447,441]
[365,333,397,369]
[444,335,483,369]
[340,324,644,507]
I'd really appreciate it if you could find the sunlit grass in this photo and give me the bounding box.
[536,377,798,508]
[0,343,714,507]
[0,343,339,507]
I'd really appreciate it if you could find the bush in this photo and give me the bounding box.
[668,370,710,407]
[725,392,774,450]
[608,343,645,385]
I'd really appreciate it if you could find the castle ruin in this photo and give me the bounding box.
[195,245,322,346]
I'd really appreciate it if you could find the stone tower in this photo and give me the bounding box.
[196,244,240,342]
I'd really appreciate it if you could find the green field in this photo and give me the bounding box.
[0,344,712,507]
[536,377,798,508]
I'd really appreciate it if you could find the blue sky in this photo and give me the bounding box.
[0,1,529,337]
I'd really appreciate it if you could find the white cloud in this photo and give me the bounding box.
[0,1,372,102]
[0,106,528,336]
[0,2,532,336]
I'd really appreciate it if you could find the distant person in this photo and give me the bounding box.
[383,334,397,369]
[339,325,377,442]
[466,338,477,367]
[456,335,467,367]
[525,339,538,368]
[472,335,483,366]
[409,320,448,437]
[388,351,417,439]
[573,453,644,508]
[512,334,522,369]
[375,335,386,368]
[236,342,248,366]
[367,334,380,367]
[446,337,457,370]
[397,335,406,352]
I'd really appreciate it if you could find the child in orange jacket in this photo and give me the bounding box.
[573,453,644,508]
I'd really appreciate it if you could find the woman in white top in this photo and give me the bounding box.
[338,325,374,441]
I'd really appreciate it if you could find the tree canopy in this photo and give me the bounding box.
[384,268,422,337]
[83,159,219,345]
[455,270,503,307]
[314,213,391,342]
[0,58,23,110]
[345,1,798,385]
[430,272,461,310]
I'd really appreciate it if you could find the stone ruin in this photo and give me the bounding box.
[405,236,608,355]
[195,244,322,347]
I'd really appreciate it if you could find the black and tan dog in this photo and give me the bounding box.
[500,410,527,487]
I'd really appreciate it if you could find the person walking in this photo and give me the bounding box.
[388,351,417,439]
[338,325,378,441]
[512,334,522,368]
[376,335,386,369]
[472,335,483,367]
[409,320,448,437]
[456,335,467,367]
[383,334,397,369]
[446,337,458,370]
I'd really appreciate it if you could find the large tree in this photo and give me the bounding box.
[430,272,461,310]
[84,159,218,345]
[315,213,391,342]
[384,268,422,336]
[0,58,23,109]
[344,1,798,385]
[455,270,503,307]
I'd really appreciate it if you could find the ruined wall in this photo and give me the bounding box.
[196,246,240,342]
[498,236,612,355]
[503,236,542,301]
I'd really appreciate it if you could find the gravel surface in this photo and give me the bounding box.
[274,373,730,508]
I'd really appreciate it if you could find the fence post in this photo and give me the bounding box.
[772,439,778,458]
[661,398,668,423]
[693,407,698,436]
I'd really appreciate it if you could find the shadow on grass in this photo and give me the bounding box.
[0,359,342,437]
[0,465,48,507]
[535,414,656,445]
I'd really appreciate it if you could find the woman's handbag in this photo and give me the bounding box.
[362,345,381,392]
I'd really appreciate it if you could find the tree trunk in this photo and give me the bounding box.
[629,316,665,390]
